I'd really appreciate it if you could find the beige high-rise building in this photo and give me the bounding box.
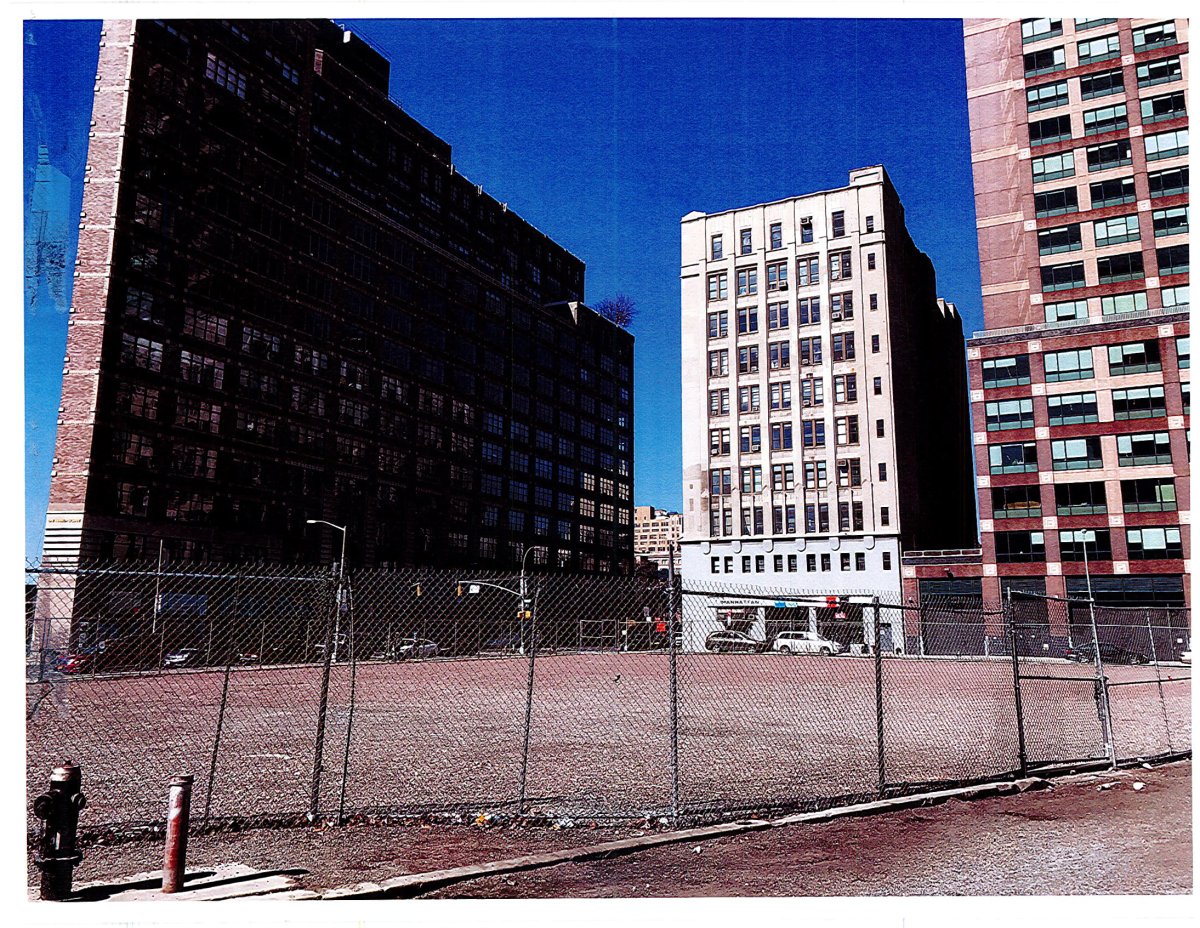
[679,166,976,647]
[634,505,682,571]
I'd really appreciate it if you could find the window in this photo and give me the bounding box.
[1045,299,1089,323]
[770,420,794,451]
[1122,478,1176,513]
[1022,18,1062,42]
[832,333,855,362]
[830,211,847,238]
[1038,224,1082,255]
[1127,527,1183,560]
[871,335,881,354]
[740,229,752,255]
[1089,177,1135,208]
[1132,21,1177,52]
[829,250,852,280]
[739,466,763,494]
[878,462,888,481]
[1176,335,1189,368]
[709,428,730,456]
[1041,261,1085,292]
[1083,103,1127,136]
[1027,80,1069,112]
[739,425,762,454]
[799,337,822,366]
[767,302,789,330]
[1079,69,1124,100]
[737,345,759,374]
[834,374,858,403]
[875,419,885,438]
[707,272,729,302]
[1086,140,1132,173]
[1117,431,1172,467]
[1101,291,1147,315]
[709,468,732,496]
[993,484,1043,519]
[801,377,824,407]
[797,297,821,325]
[711,234,723,260]
[1138,57,1182,88]
[737,306,758,334]
[1108,341,1162,376]
[800,217,813,243]
[1096,251,1144,284]
[766,261,788,293]
[1142,92,1187,126]
[836,458,862,487]
[769,381,792,410]
[768,341,790,370]
[709,349,729,377]
[804,461,828,489]
[1036,186,1081,218]
[1047,392,1099,425]
[870,294,878,311]
[1051,436,1102,470]
[873,376,882,396]
[867,253,876,270]
[205,53,247,98]
[1059,529,1113,561]
[736,267,758,297]
[1024,46,1065,77]
[709,388,730,416]
[769,222,782,250]
[1112,386,1167,420]
[865,215,875,232]
[1162,285,1188,309]
[802,419,826,448]
[882,551,893,571]
[1030,114,1073,146]
[1032,152,1075,184]
[1092,214,1139,247]
[121,334,164,372]
[1153,206,1189,238]
[1055,481,1108,516]
[995,531,1046,563]
[738,385,760,412]
[708,311,728,338]
[1145,129,1188,161]
[982,355,1032,388]
[990,441,1039,474]
[1148,166,1188,198]
[835,416,860,446]
[831,292,854,320]
[1157,244,1189,276]
[1044,348,1093,382]
[1075,17,1116,31]
[1077,34,1121,65]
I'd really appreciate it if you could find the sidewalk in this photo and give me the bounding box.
[30,760,1191,898]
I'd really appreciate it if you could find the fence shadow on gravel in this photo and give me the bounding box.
[25,561,1191,837]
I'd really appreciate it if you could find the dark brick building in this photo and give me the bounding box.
[44,19,634,572]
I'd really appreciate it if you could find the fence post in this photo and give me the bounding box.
[1085,595,1116,769]
[873,597,885,799]
[516,581,540,814]
[202,572,239,828]
[668,542,681,824]
[307,570,338,822]
[1006,590,1028,777]
[337,572,358,825]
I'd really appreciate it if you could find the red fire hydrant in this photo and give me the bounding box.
[33,761,87,900]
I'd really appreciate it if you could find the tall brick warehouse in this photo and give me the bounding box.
[42,19,635,572]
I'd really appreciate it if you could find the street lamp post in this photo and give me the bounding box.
[1078,529,1115,768]
[307,520,347,661]
[456,545,547,655]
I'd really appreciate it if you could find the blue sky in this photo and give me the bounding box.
[23,17,982,560]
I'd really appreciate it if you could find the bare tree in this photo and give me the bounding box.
[593,294,637,328]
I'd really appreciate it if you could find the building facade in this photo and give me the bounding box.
[633,505,682,572]
[679,166,976,647]
[905,18,1189,618]
[41,19,634,574]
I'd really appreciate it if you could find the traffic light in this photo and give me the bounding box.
[456,583,463,597]
[414,583,422,597]
[825,595,838,609]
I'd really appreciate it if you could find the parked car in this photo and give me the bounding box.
[772,630,844,656]
[704,630,767,653]
[395,637,439,660]
[1180,650,1191,665]
[1064,642,1147,665]
[162,647,202,669]
[56,652,98,674]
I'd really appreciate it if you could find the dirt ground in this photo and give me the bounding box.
[36,760,1191,897]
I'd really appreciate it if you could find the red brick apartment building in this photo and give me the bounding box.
[903,18,1189,639]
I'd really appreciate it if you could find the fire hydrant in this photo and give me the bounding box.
[33,761,87,900]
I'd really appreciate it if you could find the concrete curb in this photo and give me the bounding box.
[320,776,1049,899]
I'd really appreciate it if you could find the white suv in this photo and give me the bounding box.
[772,630,844,656]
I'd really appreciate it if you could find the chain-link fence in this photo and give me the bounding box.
[26,560,1191,839]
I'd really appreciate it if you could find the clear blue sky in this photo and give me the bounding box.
[23,18,983,561]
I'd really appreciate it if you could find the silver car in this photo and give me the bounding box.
[772,630,844,656]
[395,637,439,660]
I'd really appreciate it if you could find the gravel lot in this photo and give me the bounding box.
[27,652,1189,835]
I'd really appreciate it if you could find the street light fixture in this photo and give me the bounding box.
[307,520,347,661]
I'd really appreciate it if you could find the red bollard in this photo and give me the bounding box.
[162,775,194,894]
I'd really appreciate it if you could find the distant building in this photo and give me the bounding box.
[905,18,1189,637]
[680,166,975,648]
[41,19,634,573]
[633,505,682,571]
